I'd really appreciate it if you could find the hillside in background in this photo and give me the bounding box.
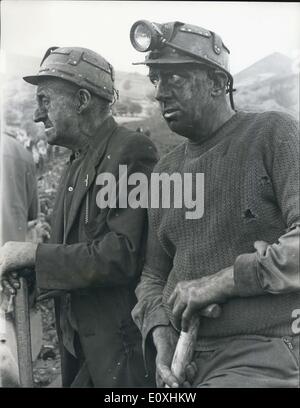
[115,70,153,101]
[2,51,299,149]
[234,52,294,86]
[234,52,299,118]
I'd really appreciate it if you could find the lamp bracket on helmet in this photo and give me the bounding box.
[130,20,236,110]
[130,20,228,74]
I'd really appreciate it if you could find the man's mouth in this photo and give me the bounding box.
[44,121,54,134]
[44,127,54,137]
[44,124,56,139]
[163,109,181,120]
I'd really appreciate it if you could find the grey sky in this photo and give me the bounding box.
[1,1,300,75]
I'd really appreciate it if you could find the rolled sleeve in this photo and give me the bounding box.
[234,252,265,296]
[234,224,300,297]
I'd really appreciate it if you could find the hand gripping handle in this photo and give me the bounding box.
[166,304,221,387]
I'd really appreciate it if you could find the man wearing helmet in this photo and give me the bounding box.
[130,21,300,387]
[0,47,158,387]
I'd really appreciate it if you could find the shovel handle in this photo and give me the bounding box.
[166,304,221,386]
[14,277,33,387]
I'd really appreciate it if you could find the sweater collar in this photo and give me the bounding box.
[185,111,243,158]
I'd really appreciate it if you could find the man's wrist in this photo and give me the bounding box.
[218,266,238,299]
[17,241,38,269]
[27,242,38,267]
[152,324,170,347]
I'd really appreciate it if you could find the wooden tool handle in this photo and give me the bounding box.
[170,304,221,383]
[14,277,34,387]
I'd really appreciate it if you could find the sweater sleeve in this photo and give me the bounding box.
[131,210,173,358]
[234,114,300,296]
[234,223,300,296]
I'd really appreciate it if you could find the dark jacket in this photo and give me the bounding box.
[35,117,158,387]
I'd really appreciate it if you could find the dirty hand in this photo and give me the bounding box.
[0,241,37,295]
[254,240,269,256]
[27,214,51,243]
[34,220,51,243]
[167,267,236,332]
[152,325,197,388]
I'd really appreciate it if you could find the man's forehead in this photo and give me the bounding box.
[150,64,187,73]
[36,80,56,94]
[149,64,205,75]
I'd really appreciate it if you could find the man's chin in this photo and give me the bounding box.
[44,127,57,144]
[165,119,186,136]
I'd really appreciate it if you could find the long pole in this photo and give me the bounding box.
[14,277,34,387]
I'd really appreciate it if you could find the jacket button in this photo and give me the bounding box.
[68,186,74,192]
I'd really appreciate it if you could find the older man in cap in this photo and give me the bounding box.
[130,21,300,387]
[0,46,158,387]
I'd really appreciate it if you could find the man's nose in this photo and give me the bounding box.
[34,107,47,123]
[155,81,171,102]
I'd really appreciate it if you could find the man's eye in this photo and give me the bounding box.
[169,74,184,85]
[149,73,159,86]
[41,97,50,107]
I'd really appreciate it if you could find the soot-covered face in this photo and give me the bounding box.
[149,64,214,139]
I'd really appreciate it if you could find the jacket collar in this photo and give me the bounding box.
[64,115,118,238]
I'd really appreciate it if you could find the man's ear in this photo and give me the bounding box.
[211,71,228,97]
[76,89,92,113]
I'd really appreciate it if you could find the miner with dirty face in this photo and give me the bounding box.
[130,21,300,388]
[0,47,158,387]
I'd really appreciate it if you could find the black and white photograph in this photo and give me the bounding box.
[0,0,299,393]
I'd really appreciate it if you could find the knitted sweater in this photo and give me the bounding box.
[133,111,300,342]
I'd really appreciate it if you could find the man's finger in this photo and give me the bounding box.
[2,279,16,295]
[157,364,179,388]
[172,298,186,326]
[27,220,38,229]
[181,304,195,332]
[185,361,197,384]
[167,288,177,307]
[8,277,20,290]
[182,381,191,388]
[254,240,268,256]
[156,371,164,388]
[41,222,51,232]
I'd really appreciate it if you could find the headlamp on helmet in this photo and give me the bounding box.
[130,20,236,110]
[130,20,166,52]
[130,20,190,57]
